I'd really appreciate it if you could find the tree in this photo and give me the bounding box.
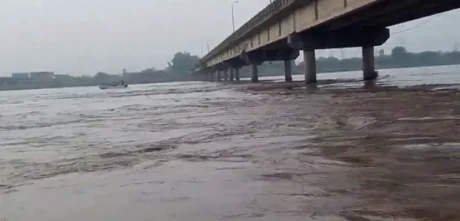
[167,52,201,75]
[93,72,120,84]
[418,51,442,64]
[378,49,385,57]
[391,46,408,59]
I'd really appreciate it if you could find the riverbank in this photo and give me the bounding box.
[2,63,460,92]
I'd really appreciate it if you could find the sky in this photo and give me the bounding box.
[1,0,460,76]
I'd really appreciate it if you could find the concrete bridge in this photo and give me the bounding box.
[193,0,460,83]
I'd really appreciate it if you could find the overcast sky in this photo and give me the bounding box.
[1,0,460,76]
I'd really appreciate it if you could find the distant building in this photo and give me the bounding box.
[29,72,55,81]
[11,73,30,79]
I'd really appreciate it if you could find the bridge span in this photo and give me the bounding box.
[193,0,460,83]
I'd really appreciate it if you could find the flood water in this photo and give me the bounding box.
[1,65,460,221]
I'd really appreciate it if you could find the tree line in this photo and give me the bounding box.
[3,46,460,90]
[50,52,201,88]
[238,46,460,77]
[311,46,460,73]
[29,46,460,86]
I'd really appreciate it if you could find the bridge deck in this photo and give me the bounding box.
[198,0,460,69]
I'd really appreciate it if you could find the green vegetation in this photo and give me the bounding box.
[0,52,200,91]
[124,52,200,84]
[227,46,460,78]
[304,46,460,73]
[2,47,460,91]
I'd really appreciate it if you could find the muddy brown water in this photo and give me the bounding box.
[1,66,460,221]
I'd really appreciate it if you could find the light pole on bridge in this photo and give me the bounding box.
[232,0,275,33]
[231,0,240,33]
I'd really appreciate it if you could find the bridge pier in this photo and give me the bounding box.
[251,64,259,82]
[284,60,293,82]
[223,69,229,81]
[209,72,214,82]
[303,50,317,84]
[362,46,378,81]
[229,69,235,82]
[216,70,221,82]
[235,68,240,82]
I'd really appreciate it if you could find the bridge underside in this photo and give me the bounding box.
[328,0,460,31]
[194,0,460,83]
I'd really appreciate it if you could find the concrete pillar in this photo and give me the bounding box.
[235,68,240,82]
[303,50,317,84]
[216,71,221,82]
[229,69,234,82]
[284,60,293,82]
[223,69,228,81]
[209,72,214,81]
[251,64,259,82]
[362,46,378,81]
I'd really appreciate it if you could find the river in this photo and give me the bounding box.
[1,65,460,221]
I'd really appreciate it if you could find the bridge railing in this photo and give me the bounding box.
[199,0,297,67]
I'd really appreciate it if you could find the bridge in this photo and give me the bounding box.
[193,0,460,83]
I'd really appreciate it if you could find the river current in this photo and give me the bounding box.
[1,65,460,221]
